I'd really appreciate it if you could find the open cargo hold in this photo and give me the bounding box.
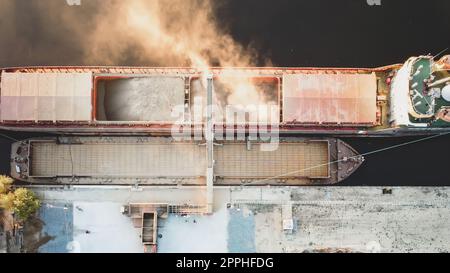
[190,76,280,124]
[95,77,186,122]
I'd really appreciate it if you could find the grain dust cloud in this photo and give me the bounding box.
[0,0,260,67]
[0,0,277,124]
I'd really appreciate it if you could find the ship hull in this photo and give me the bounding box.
[10,137,364,185]
[2,56,449,136]
[2,124,449,137]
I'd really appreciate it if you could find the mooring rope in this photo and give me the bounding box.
[242,131,450,186]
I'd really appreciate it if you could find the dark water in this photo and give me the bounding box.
[0,138,11,175]
[1,0,449,68]
[342,135,450,186]
[1,131,449,186]
[1,0,449,185]
[220,0,450,67]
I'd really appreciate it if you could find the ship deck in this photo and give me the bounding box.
[0,67,385,131]
[8,137,363,186]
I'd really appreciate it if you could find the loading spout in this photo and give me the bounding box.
[206,74,214,214]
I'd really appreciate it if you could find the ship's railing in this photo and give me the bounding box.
[2,66,388,76]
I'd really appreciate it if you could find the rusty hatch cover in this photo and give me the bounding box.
[282,73,377,125]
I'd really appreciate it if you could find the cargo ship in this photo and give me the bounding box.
[1,55,449,136]
[10,137,363,186]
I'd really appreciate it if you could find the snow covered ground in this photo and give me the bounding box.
[31,186,450,253]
